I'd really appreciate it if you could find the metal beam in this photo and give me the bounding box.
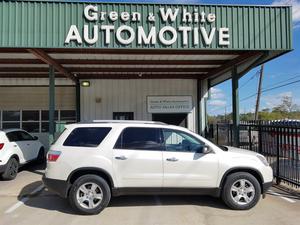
[49,65,55,147]
[59,59,227,65]
[232,66,240,147]
[0,59,43,64]
[27,49,76,81]
[44,48,243,55]
[75,80,81,122]
[203,52,262,80]
[67,67,212,73]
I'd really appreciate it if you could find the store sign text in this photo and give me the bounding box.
[147,96,193,113]
[65,5,230,46]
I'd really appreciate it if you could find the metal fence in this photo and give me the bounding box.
[210,121,300,188]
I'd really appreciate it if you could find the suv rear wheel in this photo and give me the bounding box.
[68,175,111,215]
[1,158,19,180]
[222,172,261,210]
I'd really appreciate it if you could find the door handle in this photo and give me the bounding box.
[115,156,127,160]
[166,157,178,162]
[27,144,30,146]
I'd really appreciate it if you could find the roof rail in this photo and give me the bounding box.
[80,120,166,125]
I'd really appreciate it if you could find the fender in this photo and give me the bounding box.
[67,167,115,188]
[219,167,264,190]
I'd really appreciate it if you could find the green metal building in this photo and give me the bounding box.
[0,0,293,147]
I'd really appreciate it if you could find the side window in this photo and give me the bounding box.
[18,131,34,141]
[115,127,163,150]
[6,132,20,142]
[63,127,111,147]
[163,129,205,153]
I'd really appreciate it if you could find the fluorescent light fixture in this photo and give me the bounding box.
[81,81,90,87]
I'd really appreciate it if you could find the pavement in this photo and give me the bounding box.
[0,163,300,225]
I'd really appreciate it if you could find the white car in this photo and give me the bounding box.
[43,121,273,215]
[0,129,45,180]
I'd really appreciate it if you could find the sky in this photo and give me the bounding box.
[46,0,300,116]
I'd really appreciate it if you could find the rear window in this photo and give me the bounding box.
[63,127,111,147]
[114,127,163,150]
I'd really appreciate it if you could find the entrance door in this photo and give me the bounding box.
[152,113,187,127]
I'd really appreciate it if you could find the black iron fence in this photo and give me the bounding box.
[209,120,300,188]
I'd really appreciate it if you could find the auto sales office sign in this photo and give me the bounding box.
[65,5,230,47]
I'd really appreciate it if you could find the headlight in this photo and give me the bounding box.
[256,154,269,166]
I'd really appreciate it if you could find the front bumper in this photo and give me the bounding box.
[42,175,70,198]
[0,163,7,173]
[262,181,273,194]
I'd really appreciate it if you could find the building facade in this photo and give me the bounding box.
[0,0,293,147]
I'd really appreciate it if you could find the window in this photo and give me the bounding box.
[6,131,21,142]
[2,111,20,129]
[60,110,76,121]
[18,131,34,141]
[113,112,134,120]
[22,110,39,133]
[162,129,204,153]
[6,131,33,142]
[63,127,111,147]
[115,127,163,150]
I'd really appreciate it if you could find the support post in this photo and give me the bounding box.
[49,65,55,147]
[198,79,208,136]
[75,80,81,122]
[232,66,240,147]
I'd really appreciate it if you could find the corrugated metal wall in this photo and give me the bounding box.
[0,1,292,50]
[81,79,198,132]
[0,86,75,109]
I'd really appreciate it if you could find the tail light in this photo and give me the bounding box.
[47,150,61,162]
[0,143,4,150]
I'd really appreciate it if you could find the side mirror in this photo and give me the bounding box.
[33,136,38,140]
[202,145,212,154]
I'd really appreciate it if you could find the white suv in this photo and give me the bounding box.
[43,121,273,214]
[0,129,45,180]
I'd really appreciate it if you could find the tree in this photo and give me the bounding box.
[273,95,298,113]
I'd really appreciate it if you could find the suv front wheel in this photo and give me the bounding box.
[69,175,111,215]
[222,172,261,210]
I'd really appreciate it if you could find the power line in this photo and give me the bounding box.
[240,70,260,88]
[209,76,300,113]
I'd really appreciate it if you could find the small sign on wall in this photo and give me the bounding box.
[147,96,193,113]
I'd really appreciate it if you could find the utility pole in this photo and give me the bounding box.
[254,64,264,120]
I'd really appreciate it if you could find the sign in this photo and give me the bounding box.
[147,96,193,113]
[65,5,230,47]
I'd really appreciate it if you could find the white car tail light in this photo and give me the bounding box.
[0,143,4,150]
[47,150,61,162]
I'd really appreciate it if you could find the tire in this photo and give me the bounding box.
[36,147,45,164]
[68,175,111,215]
[221,172,261,210]
[1,158,19,180]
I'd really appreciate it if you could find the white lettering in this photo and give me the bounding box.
[121,12,130,21]
[182,8,192,23]
[84,5,98,21]
[219,27,230,45]
[193,27,199,45]
[83,25,98,44]
[65,25,82,44]
[178,26,191,46]
[132,12,141,21]
[158,26,177,45]
[200,27,215,45]
[116,25,135,45]
[101,25,115,45]
[207,13,216,23]
[109,11,118,21]
[159,8,179,22]
[137,26,156,45]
